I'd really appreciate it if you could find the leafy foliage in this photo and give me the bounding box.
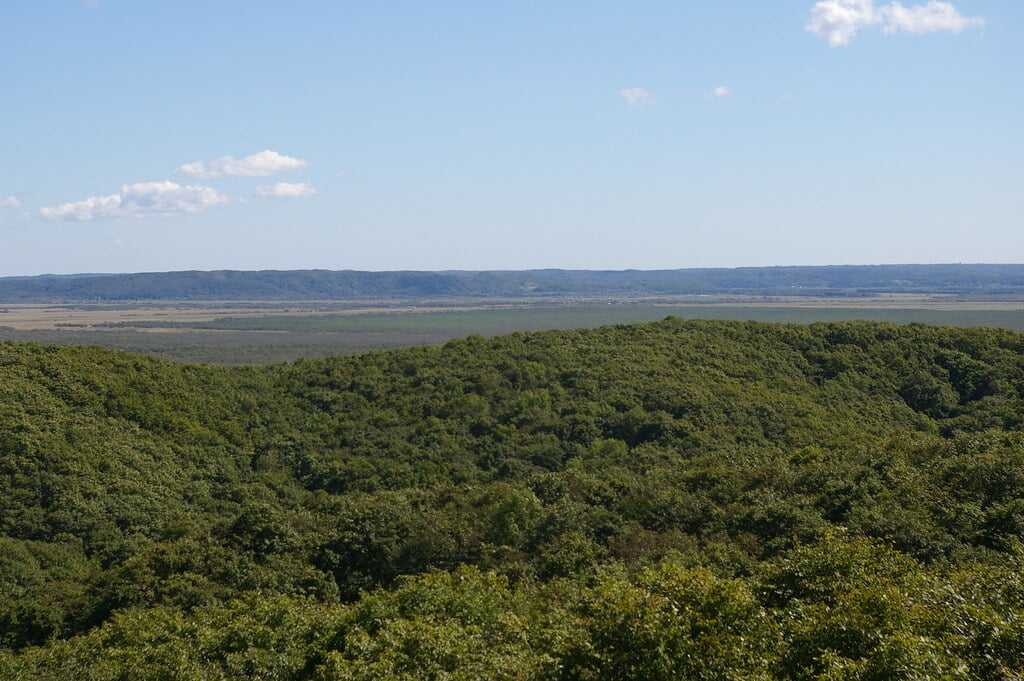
[3,319,1024,677]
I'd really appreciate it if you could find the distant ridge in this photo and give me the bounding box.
[2,264,1024,301]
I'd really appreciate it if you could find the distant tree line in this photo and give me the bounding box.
[2,263,1024,301]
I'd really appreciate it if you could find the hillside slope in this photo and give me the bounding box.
[3,263,1024,301]
[2,319,1024,678]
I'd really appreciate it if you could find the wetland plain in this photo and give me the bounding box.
[3,293,1024,364]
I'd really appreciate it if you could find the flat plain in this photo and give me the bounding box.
[3,293,1024,364]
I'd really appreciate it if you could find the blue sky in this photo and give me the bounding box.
[1,0,1020,275]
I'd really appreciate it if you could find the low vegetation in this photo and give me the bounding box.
[3,302,1024,364]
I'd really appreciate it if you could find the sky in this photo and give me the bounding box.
[1,0,1021,275]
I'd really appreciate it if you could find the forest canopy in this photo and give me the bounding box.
[3,318,1024,679]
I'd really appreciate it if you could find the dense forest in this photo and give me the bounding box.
[3,263,1024,301]
[3,318,1024,679]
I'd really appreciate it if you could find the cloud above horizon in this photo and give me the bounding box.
[0,196,20,209]
[255,182,321,199]
[807,0,984,46]
[618,88,652,108]
[40,181,229,221]
[176,150,308,179]
[707,86,731,98]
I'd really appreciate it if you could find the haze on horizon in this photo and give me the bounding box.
[2,1,1020,277]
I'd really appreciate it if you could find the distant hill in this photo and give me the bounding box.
[2,263,1024,301]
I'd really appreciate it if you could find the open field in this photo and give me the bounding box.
[3,294,1024,364]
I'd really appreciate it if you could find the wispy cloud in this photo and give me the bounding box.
[255,182,321,199]
[39,181,229,221]
[0,196,20,209]
[807,0,983,46]
[618,88,653,108]
[707,86,732,99]
[176,150,309,179]
[883,1,984,34]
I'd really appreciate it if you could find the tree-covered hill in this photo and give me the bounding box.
[3,263,1024,301]
[3,319,1024,679]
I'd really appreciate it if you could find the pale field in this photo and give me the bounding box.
[0,302,427,330]
[3,294,1024,331]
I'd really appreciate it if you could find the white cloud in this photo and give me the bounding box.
[176,150,309,179]
[0,196,19,209]
[807,0,881,46]
[707,86,732,98]
[618,88,653,108]
[255,182,321,199]
[39,181,229,221]
[882,1,984,34]
[807,0,982,45]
